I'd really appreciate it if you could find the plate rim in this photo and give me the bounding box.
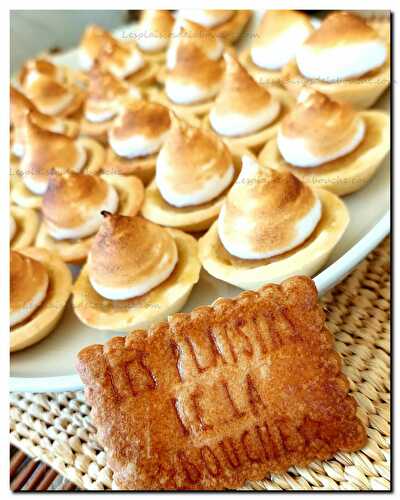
[10,211,390,393]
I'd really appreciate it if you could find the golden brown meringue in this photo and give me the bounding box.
[277,90,365,167]
[168,19,224,69]
[88,213,178,300]
[217,155,321,260]
[19,58,64,88]
[137,10,175,54]
[41,172,118,240]
[10,247,72,352]
[178,10,234,28]
[165,31,224,105]
[19,114,87,195]
[10,250,49,327]
[209,51,281,137]
[10,86,78,157]
[109,99,170,159]
[251,10,314,70]
[79,25,116,70]
[296,12,387,81]
[23,73,84,118]
[155,114,234,207]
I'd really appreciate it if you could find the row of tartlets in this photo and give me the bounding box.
[10,9,390,353]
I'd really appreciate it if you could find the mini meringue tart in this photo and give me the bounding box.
[72,213,201,332]
[35,171,144,264]
[141,114,242,232]
[18,57,88,90]
[151,27,224,118]
[11,114,105,209]
[10,205,39,250]
[177,9,252,44]
[10,86,79,159]
[10,247,72,352]
[136,10,175,62]
[282,12,390,109]
[258,90,390,196]
[104,99,171,185]
[198,155,349,290]
[205,51,295,154]
[83,27,157,87]
[22,68,85,118]
[240,10,314,86]
[80,63,141,144]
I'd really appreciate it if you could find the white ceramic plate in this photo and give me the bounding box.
[10,19,390,393]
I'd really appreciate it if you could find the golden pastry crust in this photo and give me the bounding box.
[79,116,113,145]
[211,9,252,44]
[281,53,390,110]
[72,228,201,331]
[10,205,39,250]
[141,148,245,232]
[198,189,349,290]
[204,87,295,154]
[259,111,390,196]
[10,247,72,352]
[35,174,144,264]
[76,275,366,490]
[125,60,158,87]
[103,147,157,185]
[239,48,282,86]
[10,136,105,209]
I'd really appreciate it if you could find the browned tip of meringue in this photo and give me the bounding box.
[42,172,108,223]
[80,25,114,58]
[86,62,128,101]
[305,11,382,48]
[254,10,313,46]
[10,86,35,125]
[22,113,81,173]
[140,9,175,32]
[168,40,224,87]
[111,100,170,140]
[281,89,361,158]
[216,51,272,114]
[19,58,61,87]
[10,250,49,317]
[88,214,176,289]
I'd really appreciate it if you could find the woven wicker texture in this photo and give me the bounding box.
[10,238,391,491]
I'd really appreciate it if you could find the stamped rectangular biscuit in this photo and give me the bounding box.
[76,276,366,490]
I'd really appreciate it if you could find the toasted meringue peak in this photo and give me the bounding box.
[10,86,66,156]
[210,51,281,137]
[156,114,234,207]
[84,63,135,123]
[10,250,49,327]
[109,100,170,158]
[178,9,234,28]
[137,10,175,52]
[23,74,78,116]
[168,19,224,69]
[218,155,321,260]
[277,89,365,167]
[165,38,224,104]
[19,58,64,88]
[296,12,387,81]
[79,25,116,70]
[10,214,16,241]
[21,114,86,195]
[88,213,178,300]
[251,10,314,70]
[42,172,118,240]
[100,36,145,80]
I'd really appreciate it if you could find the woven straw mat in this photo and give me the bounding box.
[10,237,391,491]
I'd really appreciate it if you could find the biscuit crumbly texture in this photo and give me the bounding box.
[76,276,367,490]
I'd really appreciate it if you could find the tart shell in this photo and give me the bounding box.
[10,205,39,250]
[10,247,72,352]
[72,229,201,332]
[239,48,283,87]
[198,188,349,290]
